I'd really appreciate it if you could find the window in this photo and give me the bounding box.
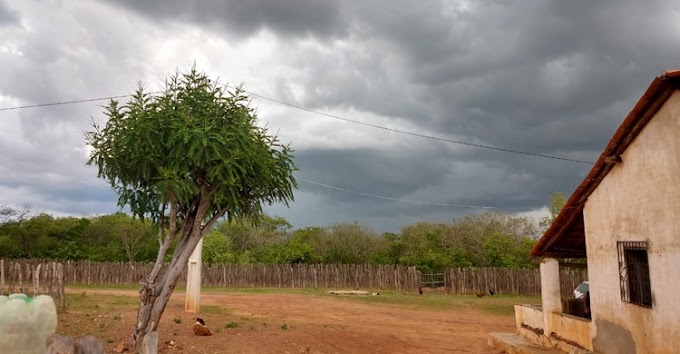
[617,241,652,307]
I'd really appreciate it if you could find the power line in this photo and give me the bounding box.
[0,94,553,210]
[297,177,538,210]
[246,91,595,165]
[0,94,133,112]
[0,90,595,164]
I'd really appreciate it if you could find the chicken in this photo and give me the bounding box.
[475,292,486,298]
[489,288,495,296]
[193,318,213,336]
[418,287,423,295]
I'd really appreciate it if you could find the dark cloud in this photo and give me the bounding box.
[0,0,19,26]
[101,0,348,39]
[1,0,679,232]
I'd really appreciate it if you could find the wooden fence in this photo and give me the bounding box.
[1,259,588,297]
[0,259,66,311]
[443,267,588,297]
[4,260,421,291]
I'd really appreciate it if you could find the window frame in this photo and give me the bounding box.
[617,241,653,308]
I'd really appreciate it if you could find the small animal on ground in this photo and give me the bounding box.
[475,292,486,298]
[418,287,423,295]
[193,317,213,336]
[489,288,495,296]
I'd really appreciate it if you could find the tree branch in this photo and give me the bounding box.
[146,197,178,287]
[202,205,229,235]
[168,193,178,241]
[156,202,166,246]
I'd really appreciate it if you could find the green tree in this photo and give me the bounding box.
[85,66,297,347]
[321,223,378,264]
[82,213,156,262]
[202,228,237,264]
[539,192,567,232]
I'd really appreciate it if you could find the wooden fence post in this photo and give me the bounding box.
[0,259,4,295]
[33,263,41,296]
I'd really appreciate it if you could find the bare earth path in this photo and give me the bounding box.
[60,288,515,354]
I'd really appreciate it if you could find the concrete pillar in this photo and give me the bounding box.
[184,238,203,313]
[540,258,562,335]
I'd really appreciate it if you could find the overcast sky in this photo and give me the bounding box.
[1,0,679,232]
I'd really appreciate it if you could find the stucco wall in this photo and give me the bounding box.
[583,90,680,354]
[515,304,543,331]
[549,312,593,351]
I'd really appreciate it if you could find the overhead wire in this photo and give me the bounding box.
[0,89,596,164]
[0,90,588,210]
[297,177,538,210]
[0,94,133,112]
[246,91,595,165]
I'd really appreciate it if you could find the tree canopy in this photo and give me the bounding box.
[86,67,297,227]
[84,66,298,347]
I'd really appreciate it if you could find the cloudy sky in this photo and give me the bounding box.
[1,0,679,232]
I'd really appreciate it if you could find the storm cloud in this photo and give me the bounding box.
[1,0,679,231]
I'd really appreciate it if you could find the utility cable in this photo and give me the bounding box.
[0,90,595,164]
[0,94,133,112]
[297,177,539,210]
[0,94,554,210]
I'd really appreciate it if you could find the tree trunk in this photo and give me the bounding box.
[130,230,204,348]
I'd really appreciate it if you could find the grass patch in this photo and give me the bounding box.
[335,291,465,310]
[465,294,540,316]
[63,285,538,318]
[225,321,240,329]
[333,291,539,315]
[66,293,137,307]
[477,303,517,316]
[201,304,229,315]
[201,287,325,295]
[280,323,288,330]
[173,317,182,324]
[67,283,139,290]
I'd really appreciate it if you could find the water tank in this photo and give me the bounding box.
[0,294,58,354]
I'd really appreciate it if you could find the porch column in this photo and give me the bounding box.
[540,258,561,335]
[185,238,203,313]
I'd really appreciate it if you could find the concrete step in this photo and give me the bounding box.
[488,333,565,354]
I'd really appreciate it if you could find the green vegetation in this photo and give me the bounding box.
[201,305,229,315]
[225,321,240,329]
[336,290,538,314]
[0,208,560,271]
[64,287,538,318]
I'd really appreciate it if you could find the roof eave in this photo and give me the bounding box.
[531,70,680,258]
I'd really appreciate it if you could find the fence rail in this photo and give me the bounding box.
[0,259,66,311]
[443,267,588,297]
[1,259,588,297]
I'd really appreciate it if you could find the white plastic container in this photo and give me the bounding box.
[0,294,58,354]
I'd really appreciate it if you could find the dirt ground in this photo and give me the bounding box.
[58,288,520,354]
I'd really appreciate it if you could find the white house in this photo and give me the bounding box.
[490,70,680,354]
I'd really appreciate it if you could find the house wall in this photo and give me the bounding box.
[514,304,593,352]
[583,90,680,354]
[514,304,543,332]
[549,312,593,351]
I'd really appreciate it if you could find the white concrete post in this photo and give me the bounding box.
[184,238,203,313]
[540,258,562,336]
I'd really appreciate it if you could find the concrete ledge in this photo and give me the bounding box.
[488,333,565,354]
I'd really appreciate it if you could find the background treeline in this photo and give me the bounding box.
[0,194,564,272]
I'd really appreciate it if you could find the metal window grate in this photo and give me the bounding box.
[617,241,652,307]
